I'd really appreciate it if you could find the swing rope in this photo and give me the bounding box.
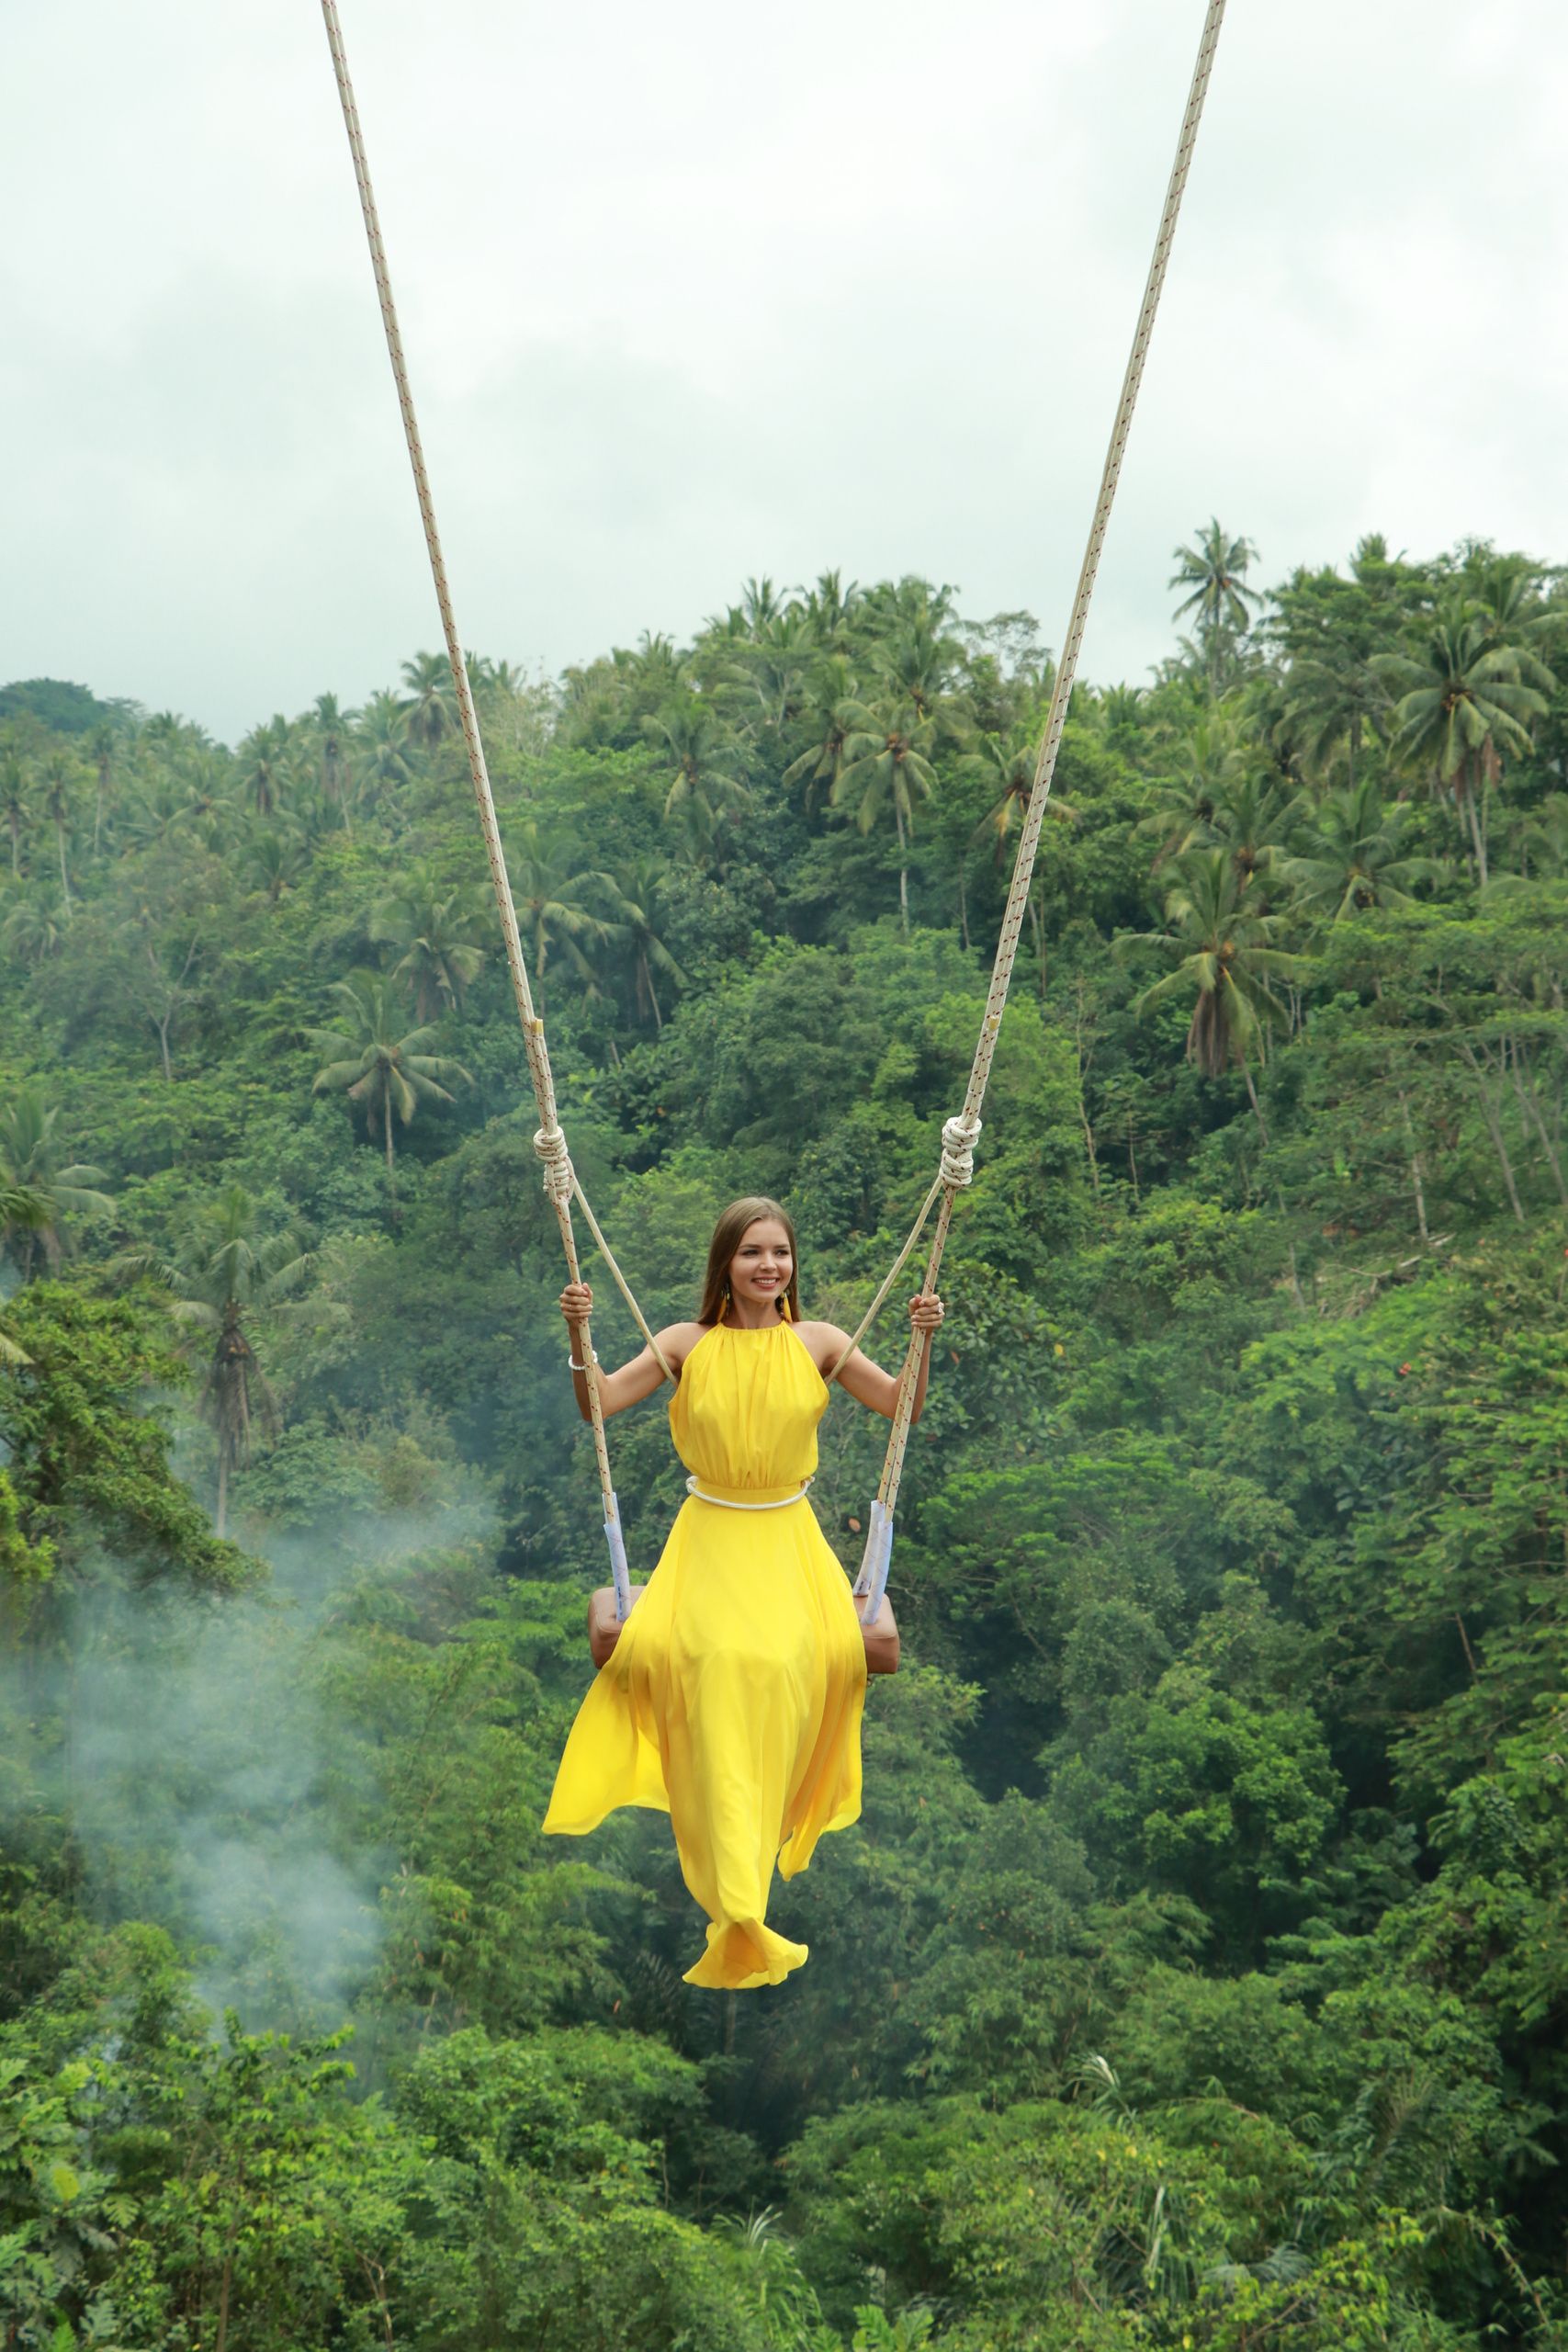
[318,0,1228,1630]
[319,0,671,1623]
[852,0,1229,1622]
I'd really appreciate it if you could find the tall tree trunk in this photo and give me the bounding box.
[1074,996,1100,1198]
[56,824,72,915]
[642,952,663,1032]
[1241,1060,1269,1145]
[1510,1044,1568,1205]
[957,861,970,951]
[214,2221,238,2352]
[1396,1085,1430,1244]
[1456,1042,1525,1222]
[383,1099,399,1219]
[895,801,909,937]
[1461,768,1488,888]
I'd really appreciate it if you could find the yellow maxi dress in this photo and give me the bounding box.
[542,1318,866,1990]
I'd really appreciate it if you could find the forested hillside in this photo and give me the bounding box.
[2,529,1566,2347]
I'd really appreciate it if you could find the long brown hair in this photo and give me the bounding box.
[696,1196,801,1327]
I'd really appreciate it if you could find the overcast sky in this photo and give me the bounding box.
[5,1,1566,743]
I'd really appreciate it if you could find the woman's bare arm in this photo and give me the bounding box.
[810,1295,944,1423]
[559,1282,697,1420]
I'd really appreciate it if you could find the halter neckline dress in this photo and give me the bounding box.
[542,1317,867,1989]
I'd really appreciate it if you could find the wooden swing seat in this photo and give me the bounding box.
[588,1585,900,1676]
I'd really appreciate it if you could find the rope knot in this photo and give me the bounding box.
[533,1124,574,1204]
[940,1114,982,1190]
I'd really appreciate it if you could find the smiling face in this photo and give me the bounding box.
[728,1216,795,1311]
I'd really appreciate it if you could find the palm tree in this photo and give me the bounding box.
[739,576,785,636]
[309,971,473,1206]
[238,716,296,820]
[963,733,1076,988]
[1204,767,1302,896]
[832,699,938,933]
[39,753,75,916]
[856,576,958,641]
[1469,552,1558,664]
[1,897,63,969]
[730,613,818,729]
[86,723,118,854]
[313,692,354,833]
[969,735,1032,865]
[0,1086,113,1276]
[1510,792,1568,881]
[118,1186,312,1536]
[0,1173,53,1270]
[1376,603,1553,884]
[121,771,186,853]
[1270,536,1412,789]
[1278,648,1389,789]
[783,660,873,811]
[369,866,488,1023]
[504,821,617,1005]
[175,752,241,852]
[355,690,416,793]
[872,615,965,723]
[667,788,728,876]
[800,569,861,644]
[622,631,685,703]
[246,828,310,904]
[0,752,30,877]
[1128,848,1308,1132]
[1083,683,1147,755]
[606,857,683,1032]
[400,651,459,755]
[646,698,750,820]
[141,709,213,759]
[1169,519,1262,690]
[1282,779,1442,922]
[1143,708,1258,867]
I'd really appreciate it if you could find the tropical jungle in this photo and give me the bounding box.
[2,525,1567,2347]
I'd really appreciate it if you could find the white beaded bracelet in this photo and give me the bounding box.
[569,1352,598,1373]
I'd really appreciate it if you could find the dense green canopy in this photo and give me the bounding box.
[2,531,1567,2346]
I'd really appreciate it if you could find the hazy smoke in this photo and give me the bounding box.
[51,1484,495,2033]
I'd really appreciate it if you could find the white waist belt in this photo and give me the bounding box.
[685,1476,812,1511]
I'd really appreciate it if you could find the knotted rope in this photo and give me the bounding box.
[533,1123,574,1204]
[536,1121,672,1377]
[854,0,1230,1621]
[826,1114,981,1383]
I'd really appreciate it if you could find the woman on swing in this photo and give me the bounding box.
[543,1195,943,1991]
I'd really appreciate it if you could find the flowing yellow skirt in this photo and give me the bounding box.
[543,1480,867,1989]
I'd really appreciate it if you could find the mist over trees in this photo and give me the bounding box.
[3,529,1568,2346]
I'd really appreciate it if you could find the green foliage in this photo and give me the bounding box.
[0,1285,253,1598]
[1,533,1566,2346]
